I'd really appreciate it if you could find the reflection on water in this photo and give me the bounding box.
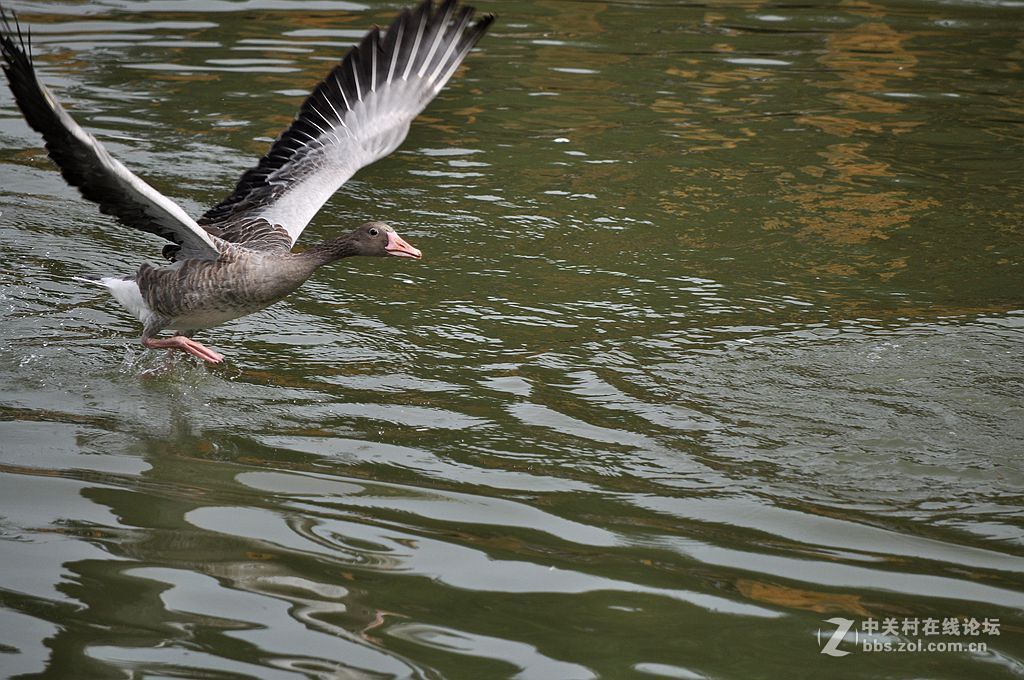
[1,0,1023,677]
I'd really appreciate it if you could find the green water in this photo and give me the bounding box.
[1,0,1022,678]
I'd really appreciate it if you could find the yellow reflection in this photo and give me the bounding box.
[776,16,938,268]
[738,579,874,616]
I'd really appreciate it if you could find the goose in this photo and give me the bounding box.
[0,0,493,363]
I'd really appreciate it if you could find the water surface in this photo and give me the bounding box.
[1,0,1023,678]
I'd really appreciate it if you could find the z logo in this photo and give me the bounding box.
[818,617,856,657]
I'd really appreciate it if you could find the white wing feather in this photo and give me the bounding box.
[200,0,493,249]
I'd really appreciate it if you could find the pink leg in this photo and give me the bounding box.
[143,336,225,363]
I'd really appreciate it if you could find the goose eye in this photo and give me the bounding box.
[368,227,379,236]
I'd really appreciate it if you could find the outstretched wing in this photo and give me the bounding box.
[200,0,494,250]
[0,9,222,261]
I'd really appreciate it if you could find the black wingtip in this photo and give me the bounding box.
[0,6,14,62]
[0,4,32,73]
[1,4,18,42]
[474,13,496,39]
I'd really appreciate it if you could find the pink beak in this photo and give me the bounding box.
[385,230,422,259]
